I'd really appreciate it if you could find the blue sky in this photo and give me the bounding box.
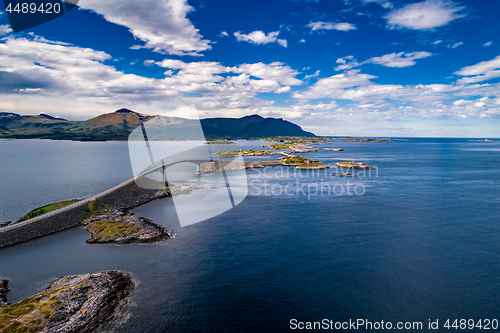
[0,0,499,137]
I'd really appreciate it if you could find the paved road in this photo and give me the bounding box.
[0,176,138,233]
[0,159,214,234]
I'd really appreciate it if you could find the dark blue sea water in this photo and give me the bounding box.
[1,138,500,332]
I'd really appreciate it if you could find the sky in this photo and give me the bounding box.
[0,0,499,137]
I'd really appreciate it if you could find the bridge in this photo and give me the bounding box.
[0,158,218,234]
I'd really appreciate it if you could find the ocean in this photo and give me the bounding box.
[0,138,499,332]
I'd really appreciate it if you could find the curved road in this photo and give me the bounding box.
[0,159,214,234]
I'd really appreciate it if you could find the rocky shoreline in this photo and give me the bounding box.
[83,210,174,244]
[0,279,9,308]
[335,161,374,169]
[0,271,135,333]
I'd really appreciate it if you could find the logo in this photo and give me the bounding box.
[3,0,79,33]
[127,105,248,227]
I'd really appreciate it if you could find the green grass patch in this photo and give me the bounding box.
[18,199,81,222]
[84,200,111,220]
[87,217,138,238]
[337,161,355,166]
[264,144,290,150]
[0,287,66,333]
[282,157,311,165]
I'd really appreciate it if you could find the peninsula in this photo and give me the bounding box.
[0,271,135,332]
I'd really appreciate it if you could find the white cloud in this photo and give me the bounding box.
[0,25,11,36]
[385,0,466,30]
[0,36,304,119]
[219,31,229,37]
[233,62,303,86]
[483,41,493,47]
[433,40,442,45]
[447,41,463,49]
[304,70,320,79]
[307,22,357,31]
[234,30,287,48]
[79,0,211,56]
[293,70,376,100]
[277,39,288,48]
[275,86,291,94]
[455,55,500,84]
[299,39,306,43]
[367,51,432,67]
[336,58,346,64]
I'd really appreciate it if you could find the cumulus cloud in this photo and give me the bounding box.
[234,30,287,47]
[483,41,493,47]
[219,31,229,37]
[0,25,11,36]
[290,66,500,124]
[0,36,303,119]
[307,22,357,31]
[233,62,303,86]
[455,55,500,84]
[385,0,466,30]
[334,52,431,70]
[78,0,211,56]
[367,51,432,67]
[299,39,306,43]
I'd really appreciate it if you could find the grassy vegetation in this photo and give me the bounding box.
[337,161,355,166]
[264,144,291,150]
[86,217,138,238]
[0,287,66,333]
[282,157,312,165]
[215,149,276,157]
[84,200,111,220]
[296,162,327,168]
[282,157,328,168]
[18,199,81,222]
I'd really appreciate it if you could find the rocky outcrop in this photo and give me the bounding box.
[0,279,9,307]
[84,210,173,244]
[333,173,356,177]
[296,164,329,169]
[335,161,374,169]
[324,148,344,151]
[0,271,135,333]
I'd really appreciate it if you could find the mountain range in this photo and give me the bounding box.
[0,109,315,141]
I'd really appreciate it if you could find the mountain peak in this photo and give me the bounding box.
[115,108,136,114]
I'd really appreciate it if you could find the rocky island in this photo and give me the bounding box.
[84,210,173,244]
[0,271,134,333]
[215,149,279,157]
[283,157,329,169]
[336,161,374,169]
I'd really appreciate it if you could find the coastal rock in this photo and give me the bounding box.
[0,271,135,333]
[84,211,173,244]
[296,164,329,169]
[0,279,9,307]
[324,148,344,151]
[333,173,356,177]
[0,221,12,228]
[335,161,374,169]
